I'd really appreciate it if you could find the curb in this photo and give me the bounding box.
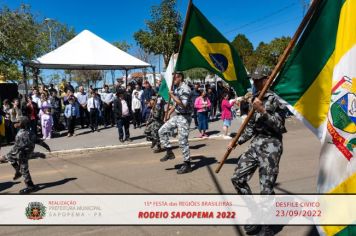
[46,135,229,158]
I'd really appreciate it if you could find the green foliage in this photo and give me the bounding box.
[112,40,131,52]
[231,35,291,73]
[72,70,103,88]
[134,0,182,67]
[231,34,253,62]
[0,4,40,80]
[185,68,210,81]
[0,4,75,82]
[0,63,22,81]
[254,37,291,69]
[231,34,255,73]
[40,19,76,52]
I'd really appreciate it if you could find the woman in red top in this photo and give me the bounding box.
[221,93,237,138]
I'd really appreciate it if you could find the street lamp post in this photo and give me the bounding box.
[44,18,53,50]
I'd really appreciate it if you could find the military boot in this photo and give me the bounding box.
[177,161,192,174]
[19,180,38,194]
[153,144,163,153]
[150,141,156,149]
[11,163,22,180]
[160,149,175,162]
[257,226,275,236]
[244,225,261,235]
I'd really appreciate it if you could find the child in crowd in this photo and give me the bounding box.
[221,93,237,139]
[41,106,53,139]
[132,91,142,129]
[64,97,79,137]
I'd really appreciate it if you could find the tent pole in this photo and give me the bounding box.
[34,68,39,88]
[125,69,128,88]
[152,66,156,89]
[22,64,28,95]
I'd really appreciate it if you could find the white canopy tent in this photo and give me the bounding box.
[23,30,154,93]
[29,29,151,70]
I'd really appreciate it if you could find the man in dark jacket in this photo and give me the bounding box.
[50,90,62,132]
[113,91,132,143]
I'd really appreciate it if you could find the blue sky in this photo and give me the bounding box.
[1,0,308,82]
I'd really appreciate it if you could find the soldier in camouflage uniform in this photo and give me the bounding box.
[144,96,165,153]
[228,68,286,236]
[0,116,37,194]
[158,72,193,174]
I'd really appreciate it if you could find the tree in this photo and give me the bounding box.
[231,34,253,63]
[254,42,271,68]
[40,19,76,52]
[231,34,256,73]
[72,70,103,88]
[0,4,40,81]
[112,41,131,52]
[253,37,291,69]
[268,36,291,65]
[134,47,157,79]
[134,0,182,67]
[0,4,76,82]
[185,68,210,82]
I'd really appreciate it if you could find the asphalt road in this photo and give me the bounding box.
[0,119,321,236]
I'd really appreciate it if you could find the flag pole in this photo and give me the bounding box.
[215,0,322,173]
[164,0,193,120]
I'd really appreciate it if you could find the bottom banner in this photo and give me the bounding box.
[1,195,355,225]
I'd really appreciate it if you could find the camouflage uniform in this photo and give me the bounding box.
[231,91,287,195]
[0,128,35,188]
[145,97,165,150]
[159,82,193,162]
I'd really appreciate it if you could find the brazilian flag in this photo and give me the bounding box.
[175,3,250,96]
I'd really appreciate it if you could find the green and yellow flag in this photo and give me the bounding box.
[175,3,250,96]
[272,0,356,235]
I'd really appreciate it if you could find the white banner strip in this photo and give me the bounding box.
[1,195,355,225]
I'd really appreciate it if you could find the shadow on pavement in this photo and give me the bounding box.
[165,155,217,172]
[0,181,21,192]
[222,157,240,165]
[35,177,77,192]
[206,130,220,136]
[29,152,47,160]
[130,135,146,141]
[191,156,217,170]
[76,130,95,136]
[274,183,294,194]
[206,165,244,236]
[190,144,206,150]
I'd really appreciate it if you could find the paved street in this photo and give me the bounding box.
[1,116,245,153]
[0,118,321,235]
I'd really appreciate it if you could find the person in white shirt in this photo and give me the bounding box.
[31,88,41,107]
[87,89,101,132]
[101,84,114,128]
[132,84,143,101]
[75,86,89,129]
[131,91,142,129]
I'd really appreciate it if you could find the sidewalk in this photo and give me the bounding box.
[1,117,301,154]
